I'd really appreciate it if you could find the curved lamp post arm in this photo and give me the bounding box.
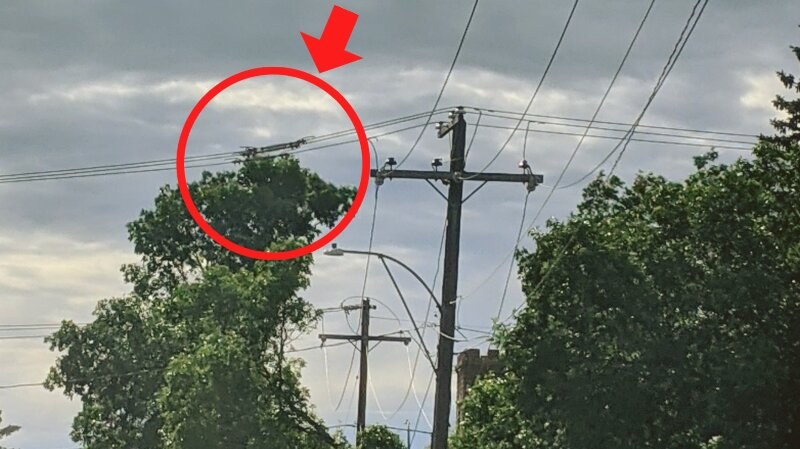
[327,248,442,312]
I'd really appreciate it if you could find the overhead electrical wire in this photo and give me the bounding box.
[528,0,658,232]
[0,108,754,185]
[330,138,385,416]
[0,110,453,184]
[369,363,389,421]
[475,111,755,147]
[0,334,52,340]
[565,0,710,188]
[358,296,429,424]
[365,299,431,424]
[463,110,483,162]
[320,315,339,411]
[494,187,533,321]
[0,340,353,391]
[502,0,711,326]
[466,0,579,179]
[469,107,757,139]
[472,122,752,151]
[396,0,481,167]
[609,0,710,172]
[464,0,714,309]
[409,371,436,447]
[332,186,380,415]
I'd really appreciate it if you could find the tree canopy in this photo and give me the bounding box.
[47,156,354,449]
[355,425,406,449]
[453,39,800,449]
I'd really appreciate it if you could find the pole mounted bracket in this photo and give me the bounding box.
[374,157,400,186]
[518,159,539,192]
[373,169,386,186]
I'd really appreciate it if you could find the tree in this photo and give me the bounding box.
[355,425,406,449]
[450,374,539,449]
[0,411,20,449]
[453,41,800,449]
[762,34,800,147]
[46,156,354,449]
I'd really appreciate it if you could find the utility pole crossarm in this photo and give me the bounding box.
[371,169,543,185]
[318,333,359,342]
[318,333,411,344]
[369,335,412,344]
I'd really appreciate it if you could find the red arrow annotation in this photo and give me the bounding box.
[301,5,362,73]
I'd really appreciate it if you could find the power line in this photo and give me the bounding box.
[396,0,480,167]
[527,0,658,233]
[330,138,384,420]
[0,323,87,329]
[389,217,446,432]
[0,341,350,390]
[0,125,394,185]
[0,110,452,184]
[358,297,429,423]
[409,371,436,447]
[495,190,532,321]
[567,0,711,188]
[502,0,711,326]
[0,108,754,185]
[0,334,50,341]
[307,108,455,144]
[476,111,756,146]
[468,0,713,321]
[473,122,751,151]
[468,107,757,139]
[320,315,339,411]
[467,0,579,178]
[463,109,483,162]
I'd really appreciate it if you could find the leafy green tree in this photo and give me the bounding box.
[0,410,20,449]
[453,42,800,449]
[46,156,354,449]
[356,425,406,449]
[450,374,540,449]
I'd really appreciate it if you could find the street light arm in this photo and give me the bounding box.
[378,257,437,372]
[337,249,442,312]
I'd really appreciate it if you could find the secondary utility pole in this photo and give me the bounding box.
[372,107,544,449]
[319,298,411,445]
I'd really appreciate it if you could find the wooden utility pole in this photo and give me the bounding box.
[371,107,543,449]
[319,298,411,444]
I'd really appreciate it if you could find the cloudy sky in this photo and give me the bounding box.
[0,1,797,448]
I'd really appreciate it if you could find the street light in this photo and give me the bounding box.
[323,243,440,370]
[323,244,442,311]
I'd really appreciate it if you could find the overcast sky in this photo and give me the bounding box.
[1,1,797,448]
